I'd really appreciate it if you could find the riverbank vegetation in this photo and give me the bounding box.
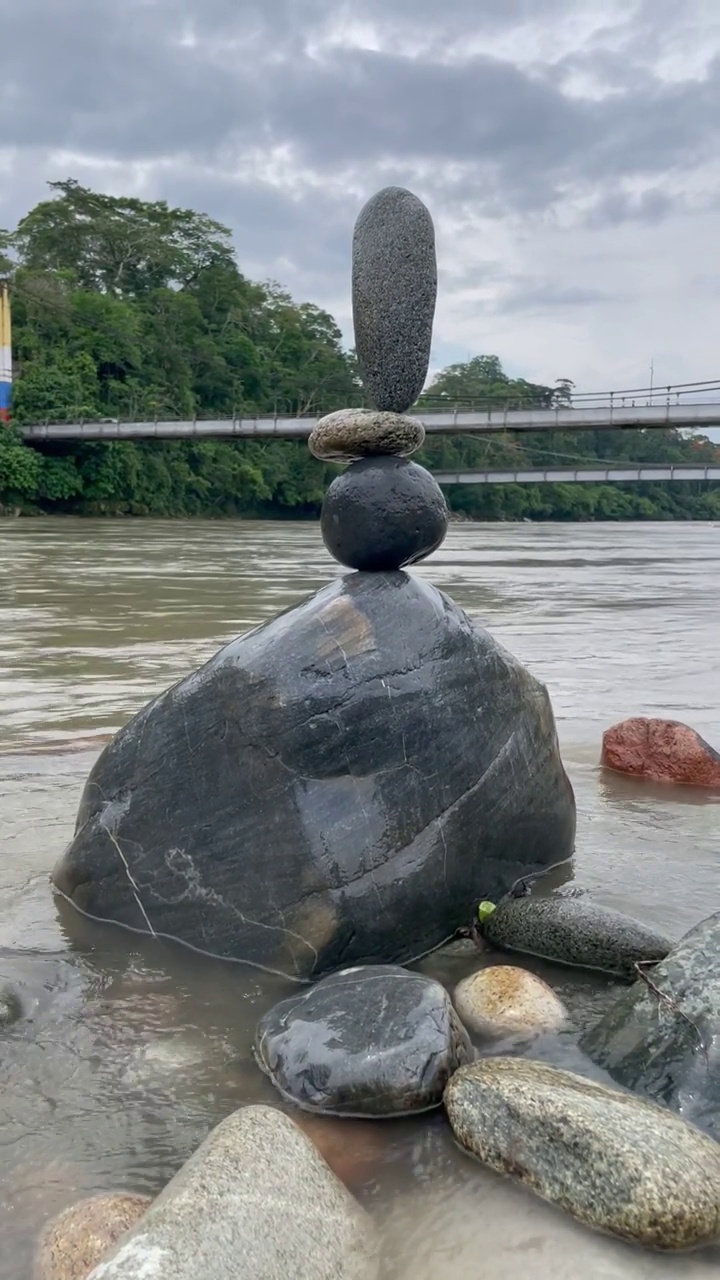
[1,181,718,520]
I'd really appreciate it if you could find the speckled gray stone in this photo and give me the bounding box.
[321,456,448,571]
[352,187,437,413]
[86,1106,379,1280]
[308,409,425,462]
[444,1057,720,1250]
[255,965,472,1117]
[481,896,672,980]
[581,911,720,1139]
[0,982,22,1026]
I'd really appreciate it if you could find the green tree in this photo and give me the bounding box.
[11,179,236,295]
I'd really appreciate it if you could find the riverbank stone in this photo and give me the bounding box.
[444,1057,720,1251]
[255,965,472,1117]
[352,187,437,413]
[320,456,448,570]
[52,571,576,980]
[85,1106,379,1280]
[602,717,720,787]
[453,965,568,1038]
[35,1193,151,1280]
[308,408,425,462]
[480,896,671,980]
[581,910,720,1138]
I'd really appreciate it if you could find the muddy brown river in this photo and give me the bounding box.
[1,518,719,1278]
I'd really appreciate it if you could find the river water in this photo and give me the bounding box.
[1,518,719,1279]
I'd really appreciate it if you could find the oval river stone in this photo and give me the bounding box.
[444,1057,720,1250]
[453,965,568,1038]
[36,1193,151,1280]
[481,896,672,980]
[255,965,472,1117]
[352,186,437,414]
[308,409,425,462]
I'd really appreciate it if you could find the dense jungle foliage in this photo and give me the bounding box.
[1,180,718,520]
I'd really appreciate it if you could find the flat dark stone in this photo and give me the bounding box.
[255,965,472,1116]
[352,187,437,413]
[581,911,720,1139]
[52,572,576,981]
[321,456,448,571]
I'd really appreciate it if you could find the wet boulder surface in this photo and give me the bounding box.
[52,570,576,981]
[581,911,720,1139]
[254,964,472,1117]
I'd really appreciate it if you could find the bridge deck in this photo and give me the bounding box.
[434,465,720,485]
[17,402,720,440]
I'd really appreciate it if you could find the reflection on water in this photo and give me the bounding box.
[1,519,719,1278]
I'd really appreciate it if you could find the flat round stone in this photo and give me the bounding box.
[308,409,425,462]
[352,187,437,414]
[255,965,472,1117]
[320,456,448,571]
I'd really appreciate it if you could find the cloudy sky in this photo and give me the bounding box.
[3,0,720,394]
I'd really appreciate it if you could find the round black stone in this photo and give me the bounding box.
[254,964,472,1117]
[320,456,448,571]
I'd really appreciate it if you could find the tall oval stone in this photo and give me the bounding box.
[352,187,437,414]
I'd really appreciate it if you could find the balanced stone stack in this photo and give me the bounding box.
[51,187,576,981]
[309,187,448,572]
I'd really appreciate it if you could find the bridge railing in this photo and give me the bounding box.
[9,379,720,429]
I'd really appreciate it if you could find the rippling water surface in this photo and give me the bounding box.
[1,518,719,1278]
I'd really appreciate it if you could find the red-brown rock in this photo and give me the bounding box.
[601,717,720,788]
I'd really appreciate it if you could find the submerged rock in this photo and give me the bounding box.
[85,1106,379,1280]
[352,186,437,414]
[308,409,425,462]
[0,981,22,1026]
[444,1057,720,1251]
[255,965,472,1117]
[453,965,567,1038]
[320,457,448,571]
[52,571,575,981]
[602,717,720,787]
[480,896,671,980]
[581,911,720,1138]
[292,1113,389,1189]
[36,1193,151,1280]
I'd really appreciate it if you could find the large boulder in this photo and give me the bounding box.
[601,717,720,787]
[581,911,720,1139]
[52,571,575,980]
[85,1106,378,1280]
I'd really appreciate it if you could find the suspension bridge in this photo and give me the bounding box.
[10,379,720,485]
[17,380,720,440]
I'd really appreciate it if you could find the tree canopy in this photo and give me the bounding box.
[1,179,718,520]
